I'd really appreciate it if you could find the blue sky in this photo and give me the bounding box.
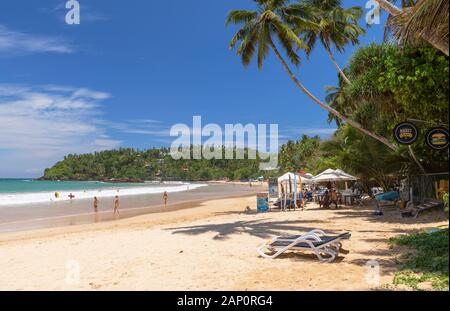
[0,0,389,177]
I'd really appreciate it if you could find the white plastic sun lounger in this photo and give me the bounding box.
[257,231,351,262]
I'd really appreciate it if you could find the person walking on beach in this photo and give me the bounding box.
[163,191,168,206]
[93,196,99,212]
[114,195,120,215]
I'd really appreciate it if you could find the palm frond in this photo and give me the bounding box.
[225,10,258,26]
[386,0,449,50]
[237,24,261,66]
[257,24,271,69]
[229,20,256,49]
[265,10,308,50]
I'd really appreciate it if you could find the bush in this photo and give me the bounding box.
[390,229,449,290]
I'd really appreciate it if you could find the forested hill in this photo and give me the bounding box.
[42,147,273,182]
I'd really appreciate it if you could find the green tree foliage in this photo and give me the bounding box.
[43,147,271,182]
[276,44,448,189]
[326,43,449,174]
[279,135,322,172]
[294,0,365,84]
[320,125,411,190]
[226,0,397,151]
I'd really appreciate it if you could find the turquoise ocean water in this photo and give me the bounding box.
[0,179,147,194]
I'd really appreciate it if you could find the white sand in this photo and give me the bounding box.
[0,196,447,291]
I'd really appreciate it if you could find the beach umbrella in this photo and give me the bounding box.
[335,169,358,181]
[312,169,358,182]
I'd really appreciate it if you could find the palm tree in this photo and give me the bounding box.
[321,124,419,190]
[291,0,365,84]
[325,80,427,173]
[376,0,449,56]
[226,0,398,151]
[325,84,348,127]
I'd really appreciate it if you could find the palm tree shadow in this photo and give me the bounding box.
[166,219,330,240]
[272,252,347,263]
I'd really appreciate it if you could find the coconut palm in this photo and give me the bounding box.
[226,0,398,150]
[376,0,449,56]
[325,84,348,127]
[289,0,365,84]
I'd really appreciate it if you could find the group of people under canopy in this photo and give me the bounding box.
[273,169,359,210]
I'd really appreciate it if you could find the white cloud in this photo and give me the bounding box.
[97,119,169,137]
[0,84,121,177]
[0,24,73,55]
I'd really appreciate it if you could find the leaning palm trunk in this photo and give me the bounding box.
[374,0,449,56]
[268,40,398,151]
[324,43,352,84]
[422,33,449,56]
[408,145,426,174]
[374,0,403,15]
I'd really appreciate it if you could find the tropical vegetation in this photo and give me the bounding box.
[275,43,448,189]
[225,0,448,188]
[42,147,273,182]
[390,229,449,290]
[225,0,397,150]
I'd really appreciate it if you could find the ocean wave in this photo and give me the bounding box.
[0,183,207,207]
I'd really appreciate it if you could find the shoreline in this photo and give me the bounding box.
[0,181,205,206]
[0,180,264,205]
[0,194,257,243]
[0,183,264,234]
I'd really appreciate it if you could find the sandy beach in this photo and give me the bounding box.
[0,195,447,291]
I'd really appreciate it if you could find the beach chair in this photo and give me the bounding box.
[257,231,351,262]
[276,230,350,242]
[276,230,351,255]
[415,200,444,217]
[403,199,445,218]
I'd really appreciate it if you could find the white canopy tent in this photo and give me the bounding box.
[276,172,307,209]
[278,172,301,183]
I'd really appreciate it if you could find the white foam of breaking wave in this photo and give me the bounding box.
[0,183,207,207]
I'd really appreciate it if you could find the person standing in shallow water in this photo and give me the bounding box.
[93,196,99,212]
[114,195,120,215]
[163,191,168,206]
[93,196,100,223]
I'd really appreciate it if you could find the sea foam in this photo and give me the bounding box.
[0,182,207,207]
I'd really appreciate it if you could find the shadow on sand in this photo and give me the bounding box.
[166,218,331,240]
